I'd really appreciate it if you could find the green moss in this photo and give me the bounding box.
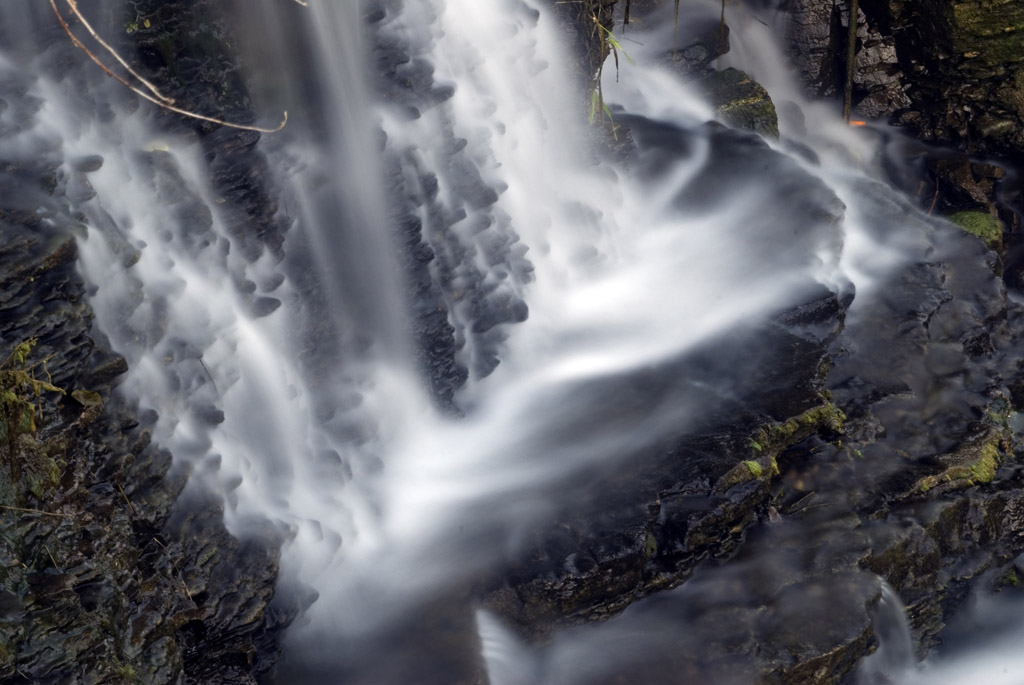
[1003,568,1020,587]
[752,402,846,453]
[951,2,1024,66]
[969,442,999,483]
[716,401,846,494]
[716,458,767,492]
[644,532,657,559]
[914,434,1003,495]
[0,339,75,503]
[25,456,61,499]
[71,389,103,408]
[115,660,139,683]
[196,545,218,567]
[949,211,1003,249]
[695,68,779,138]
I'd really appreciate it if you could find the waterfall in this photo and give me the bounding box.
[858,579,917,683]
[3,0,1021,682]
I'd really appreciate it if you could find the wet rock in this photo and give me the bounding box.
[372,7,537,406]
[788,0,1024,155]
[787,0,910,116]
[0,13,294,683]
[659,17,730,79]
[251,296,282,318]
[128,0,290,263]
[787,0,844,98]
[70,155,104,173]
[693,68,780,138]
[547,0,618,94]
[483,124,851,667]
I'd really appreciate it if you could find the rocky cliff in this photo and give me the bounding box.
[3,0,1024,683]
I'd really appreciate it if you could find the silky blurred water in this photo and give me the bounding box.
[2,1,1015,683]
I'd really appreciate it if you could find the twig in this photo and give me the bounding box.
[0,505,67,518]
[151,537,194,602]
[44,545,64,572]
[116,482,138,517]
[50,0,287,133]
[198,357,219,396]
[928,187,939,215]
[842,0,860,122]
[672,0,680,58]
[65,0,174,104]
[718,0,727,57]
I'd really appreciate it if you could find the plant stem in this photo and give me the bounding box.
[843,0,859,122]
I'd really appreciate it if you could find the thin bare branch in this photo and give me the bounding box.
[116,482,138,517]
[0,505,67,518]
[65,0,174,104]
[843,0,860,122]
[152,537,194,602]
[292,0,309,5]
[51,0,288,134]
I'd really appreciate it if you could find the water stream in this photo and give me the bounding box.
[1,0,1021,682]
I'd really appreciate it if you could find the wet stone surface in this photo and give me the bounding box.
[0,7,295,684]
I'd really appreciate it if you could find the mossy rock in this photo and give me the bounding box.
[694,67,779,138]
[751,401,846,455]
[950,0,1024,67]
[949,210,1002,249]
[911,430,1005,496]
[715,401,841,494]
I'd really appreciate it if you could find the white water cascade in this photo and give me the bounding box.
[2,0,1021,682]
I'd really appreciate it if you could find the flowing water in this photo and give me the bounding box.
[1,0,1021,682]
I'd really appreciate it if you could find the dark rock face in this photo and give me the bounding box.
[784,0,1024,305]
[886,0,1024,156]
[0,150,290,685]
[126,0,291,261]
[482,120,857,676]
[0,3,294,682]
[787,0,1024,156]
[788,0,911,118]
[788,0,845,99]
[455,5,1024,681]
[371,0,536,404]
[829,208,1024,652]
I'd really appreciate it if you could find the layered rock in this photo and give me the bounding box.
[0,137,291,685]
[0,2,295,682]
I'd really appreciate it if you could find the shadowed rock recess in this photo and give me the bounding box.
[4,0,1024,683]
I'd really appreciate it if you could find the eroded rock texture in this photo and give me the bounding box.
[788,0,1024,156]
[0,144,291,685]
[0,2,295,682]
